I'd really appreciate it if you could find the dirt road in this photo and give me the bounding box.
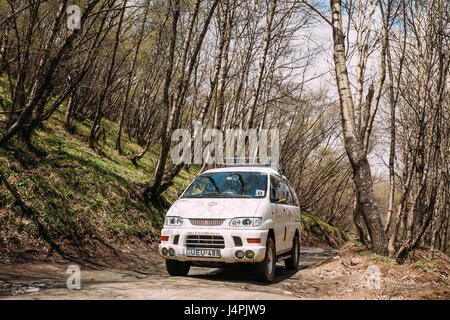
[0,246,338,300]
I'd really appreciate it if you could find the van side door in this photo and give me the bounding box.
[277,178,295,252]
[269,175,285,253]
[285,181,301,245]
[270,175,294,253]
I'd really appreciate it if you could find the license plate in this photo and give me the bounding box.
[186,248,221,258]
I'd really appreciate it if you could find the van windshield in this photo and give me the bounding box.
[182,172,267,199]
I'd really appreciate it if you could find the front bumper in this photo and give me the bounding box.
[158,227,269,263]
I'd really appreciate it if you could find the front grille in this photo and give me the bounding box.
[189,219,225,227]
[185,235,225,248]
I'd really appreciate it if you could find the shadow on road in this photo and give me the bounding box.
[189,263,310,286]
[186,248,336,286]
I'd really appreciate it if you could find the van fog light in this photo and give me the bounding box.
[162,247,168,256]
[245,250,255,259]
[168,248,175,256]
[235,250,244,259]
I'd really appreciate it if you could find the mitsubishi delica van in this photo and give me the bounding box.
[158,163,302,283]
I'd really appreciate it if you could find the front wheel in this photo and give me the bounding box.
[255,237,276,283]
[165,259,190,276]
[285,234,300,270]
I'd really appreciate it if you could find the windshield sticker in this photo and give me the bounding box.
[255,190,265,197]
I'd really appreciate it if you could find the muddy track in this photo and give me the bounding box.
[0,247,337,299]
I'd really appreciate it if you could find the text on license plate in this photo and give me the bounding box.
[186,248,221,258]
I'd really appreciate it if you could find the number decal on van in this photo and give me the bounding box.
[255,190,265,196]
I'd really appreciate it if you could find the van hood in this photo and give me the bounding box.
[167,198,264,219]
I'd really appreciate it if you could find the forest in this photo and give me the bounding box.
[0,0,448,263]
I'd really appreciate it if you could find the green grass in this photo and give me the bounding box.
[0,91,198,250]
[357,250,371,256]
[301,212,350,246]
[356,250,398,266]
[413,259,436,270]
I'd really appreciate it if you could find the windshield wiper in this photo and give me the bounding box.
[229,194,254,198]
[189,191,222,198]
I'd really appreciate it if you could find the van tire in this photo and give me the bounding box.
[166,259,190,276]
[285,234,300,270]
[255,237,276,283]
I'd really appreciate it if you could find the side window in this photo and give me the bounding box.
[279,180,292,205]
[287,183,300,207]
[271,175,299,206]
[270,174,292,205]
[270,175,278,203]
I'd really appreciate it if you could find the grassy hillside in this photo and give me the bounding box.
[301,212,349,247]
[0,105,198,257]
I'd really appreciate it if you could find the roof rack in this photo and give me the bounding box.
[222,157,286,177]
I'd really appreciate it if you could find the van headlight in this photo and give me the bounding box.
[164,216,184,226]
[229,217,262,227]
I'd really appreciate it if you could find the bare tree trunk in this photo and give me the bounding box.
[64,89,75,131]
[143,0,181,201]
[245,0,277,130]
[353,194,370,243]
[144,0,219,200]
[383,0,405,234]
[213,0,234,130]
[330,0,388,255]
[89,0,125,151]
[116,0,150,154]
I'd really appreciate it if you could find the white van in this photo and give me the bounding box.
[158,164,302,282]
